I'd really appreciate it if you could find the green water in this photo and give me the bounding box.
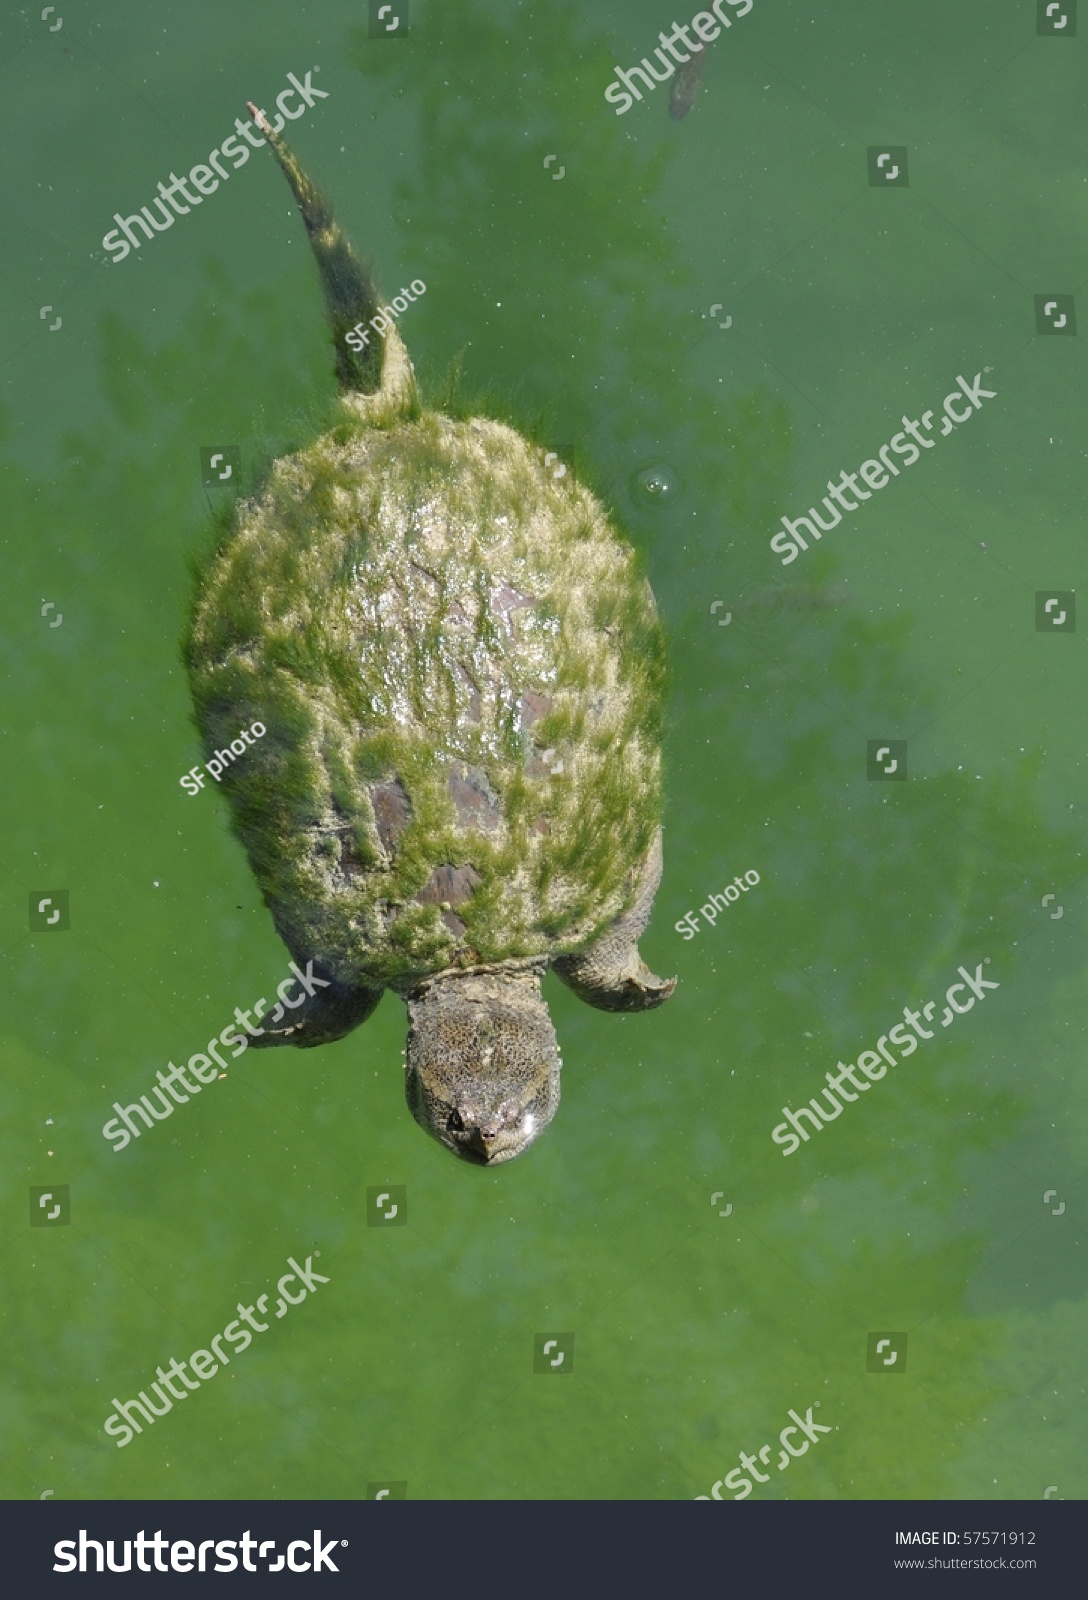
[2,0,1086,1501]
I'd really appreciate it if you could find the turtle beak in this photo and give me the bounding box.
[460,1112,537,1165]
[465,1125,500,1162]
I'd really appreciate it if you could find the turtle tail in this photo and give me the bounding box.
[246,102,385,396]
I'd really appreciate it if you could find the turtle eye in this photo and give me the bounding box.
[447,1108,465,1132]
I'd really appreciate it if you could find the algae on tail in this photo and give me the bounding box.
[246,100,385,396]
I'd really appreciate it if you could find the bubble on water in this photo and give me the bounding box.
[629,461,680,508]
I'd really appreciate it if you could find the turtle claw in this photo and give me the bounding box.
[624,960,678,1011]
[551,827,676,1013]
[554,948,677,1014]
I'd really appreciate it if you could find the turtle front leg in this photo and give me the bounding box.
[553,829,677,1013]
[247,947,384,1051]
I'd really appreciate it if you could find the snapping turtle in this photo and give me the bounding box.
[184,109,675,1165]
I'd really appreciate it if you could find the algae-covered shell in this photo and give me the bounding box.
[187,383,665,993]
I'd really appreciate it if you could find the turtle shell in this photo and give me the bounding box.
[186,407,666,991]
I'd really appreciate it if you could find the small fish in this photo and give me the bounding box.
[668,47,708,121]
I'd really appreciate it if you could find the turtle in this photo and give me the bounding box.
[183,106,676,1166]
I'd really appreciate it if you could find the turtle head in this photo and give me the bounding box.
[404,969,560,1165]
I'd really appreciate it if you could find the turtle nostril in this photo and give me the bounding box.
[467,1121,501,1147]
